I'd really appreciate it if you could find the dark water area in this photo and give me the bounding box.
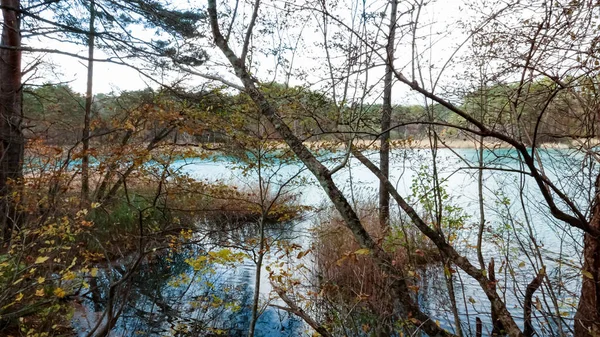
[74,220,309,336]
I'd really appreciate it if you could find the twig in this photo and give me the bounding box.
[271,286,333,337]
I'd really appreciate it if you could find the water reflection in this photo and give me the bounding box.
[75,148,592,336]
[75,219,306,337]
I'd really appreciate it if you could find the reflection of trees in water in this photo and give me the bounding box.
[83,219,304,336]
[197,218,300,250]
[85,248,253,336]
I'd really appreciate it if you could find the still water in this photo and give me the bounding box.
[74,148,592,336]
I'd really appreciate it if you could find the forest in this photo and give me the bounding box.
[0,0,599,336]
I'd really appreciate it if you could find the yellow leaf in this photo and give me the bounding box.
[124,120,136,131]
[354,248,370,255]
[90,268,98,277]
[15,293,23,302]
[91,202,101,209]
[35,289,45,297]
[37,276,45,284]
[35,256,50,264]
[582,270,594,279]
[62,271,76,281]
[54,287,66,299]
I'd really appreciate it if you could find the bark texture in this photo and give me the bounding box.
[379,0,396,230]
[81,0,96,205]
[0,0,24,243]
[574,173,600,337]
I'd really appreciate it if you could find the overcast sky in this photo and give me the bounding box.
[32,0,473,105]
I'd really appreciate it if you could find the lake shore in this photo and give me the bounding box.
[338,137,575,150]
[188,137,578,152]
[210,137,576,152]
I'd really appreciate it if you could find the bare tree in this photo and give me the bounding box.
[203,0,600,336]
[206,0,522,335]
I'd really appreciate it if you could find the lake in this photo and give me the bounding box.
[74,147,591,336]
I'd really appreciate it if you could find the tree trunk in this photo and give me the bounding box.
[523,268,544,337]
[379,0,397,230]
[248,215,265,337]
[0,0,24,244]
[81,0,96,206]
[574,173,600,337]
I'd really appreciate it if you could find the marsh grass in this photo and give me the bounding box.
[85,176,308,255]
[313,199,440,334]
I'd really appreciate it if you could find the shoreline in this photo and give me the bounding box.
[25,137,593,163]
[229,138,581,151]
[165,139,577,155]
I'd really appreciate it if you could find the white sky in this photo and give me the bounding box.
[27,0,476,105]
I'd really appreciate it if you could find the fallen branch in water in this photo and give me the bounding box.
[271,285,333,337]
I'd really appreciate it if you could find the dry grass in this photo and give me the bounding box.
[313,203,440,331]
[314,206,404,328]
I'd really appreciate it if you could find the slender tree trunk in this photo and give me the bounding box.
[574,173,600,337]
[81,0,96,206]
[0,0,24,244]
[488,258,505,335]
[475,317,482,337]
[476,135,485,270]
[444,260,463,337]
[248,215,265,337]
[379,0,397,230]
[476,78,488,270]
[524,268,544,337]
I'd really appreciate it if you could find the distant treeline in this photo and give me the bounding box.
[25,80,594,147]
